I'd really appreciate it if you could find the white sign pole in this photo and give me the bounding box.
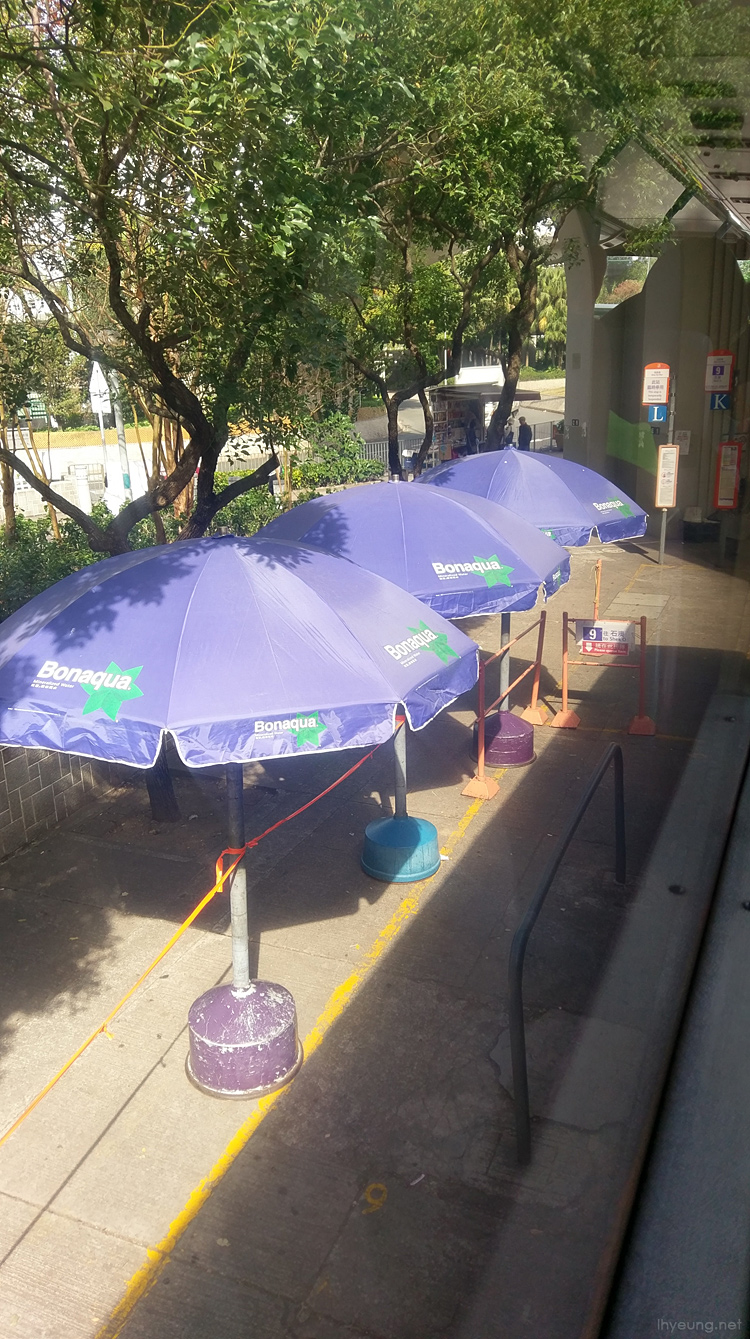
[660,376,677,565]
[655,443,679,566]
[89,362,111,489]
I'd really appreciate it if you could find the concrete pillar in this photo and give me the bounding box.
[560,210,607,467]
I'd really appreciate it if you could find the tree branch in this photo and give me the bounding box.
[0,445,112,549]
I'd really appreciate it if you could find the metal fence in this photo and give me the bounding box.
[358,434,425,466]
[360,423,558,466]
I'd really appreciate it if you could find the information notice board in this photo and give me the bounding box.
[713,440,742,510]
[655,444,679,508]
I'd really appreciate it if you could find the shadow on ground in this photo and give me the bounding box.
[109,647,749,1339]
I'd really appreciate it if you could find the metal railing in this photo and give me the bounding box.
[358,434,426,465]
[508,744,626,1164]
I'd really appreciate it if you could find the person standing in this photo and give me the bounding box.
[518,416,532,450]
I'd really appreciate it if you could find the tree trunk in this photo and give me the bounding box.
[413,387,434,475]
[179,452,279,539]
[145,738,181,822]
[487,267,539,449]
[386,397,401,478]
[1,458,16,542]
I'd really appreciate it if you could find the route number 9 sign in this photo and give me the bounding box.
[576,620,635,656]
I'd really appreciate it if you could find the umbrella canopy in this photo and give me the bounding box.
[415,449,647,547]
[259,480,570,619]
[0,536,478,769]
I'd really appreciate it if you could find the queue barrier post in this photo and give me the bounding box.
[520,610,548,725]
[627,616,656,735]
[550,612,581,728]
[462,660,500,799]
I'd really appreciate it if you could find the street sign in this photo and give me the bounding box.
[713,440,742,510]
[655,444,679,509]
[648,404,668,423]
[710,392,731,411]
[705,350,734,393]
[642,362,670,406]
[89,362,111,414]
[576,620,635,657]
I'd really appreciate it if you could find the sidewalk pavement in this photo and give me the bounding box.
[1,534,749,1339]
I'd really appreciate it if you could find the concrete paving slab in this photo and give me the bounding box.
[491,1011,648,1129]
[307,1177,499,1339]
[172,1136,360,1301]
[0,1212,147,1339]
[119,1259,292,1339]
[0,1193,40,1258]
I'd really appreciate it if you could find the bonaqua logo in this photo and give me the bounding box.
[254,712,324,747]
[385,621,458,666]
[592,497,634,517]
[35,659,143,722]
[432,556,514,589]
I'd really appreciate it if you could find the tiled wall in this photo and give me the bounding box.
[0,745,110,858]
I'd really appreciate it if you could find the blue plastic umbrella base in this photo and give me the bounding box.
[361,815,441,883]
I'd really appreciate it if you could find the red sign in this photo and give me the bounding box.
[582,640,630,656]
[576,620,635,657]
[713,440,742,510]
[642,362,670,406]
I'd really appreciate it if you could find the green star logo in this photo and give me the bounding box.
[81,662,143,721]
[541,528,559,542]
[408,620,458,664]
[605,497,633,518]
[291,712,325,747]
[475,555,514,589]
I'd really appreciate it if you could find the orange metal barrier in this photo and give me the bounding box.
[550,611,655,735]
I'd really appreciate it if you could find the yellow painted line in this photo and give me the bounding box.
[622,560,677,592]
[95,777,503,1339]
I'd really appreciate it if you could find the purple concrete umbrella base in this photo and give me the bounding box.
[471,713,536,767]
[186,981,303,1100]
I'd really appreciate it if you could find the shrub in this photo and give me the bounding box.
[0,512,104,621]
[208,477,282,535]
[291,414,385,488]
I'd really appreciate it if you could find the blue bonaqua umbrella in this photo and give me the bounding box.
[415,449,648,548]
[260,479,570,617]
[0,536,479,1101]
[0,535,478,767]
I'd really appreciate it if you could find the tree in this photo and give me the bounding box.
[0,0,376,552]
[531,266,567,367]
[334,236,512,474]
[322,0,707,452]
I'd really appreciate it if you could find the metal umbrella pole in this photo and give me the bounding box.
[226,762,252,989]
[394,718,408,818]
[499,611,511,710]
[187,762,300,1098]
[361,716,442,882]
